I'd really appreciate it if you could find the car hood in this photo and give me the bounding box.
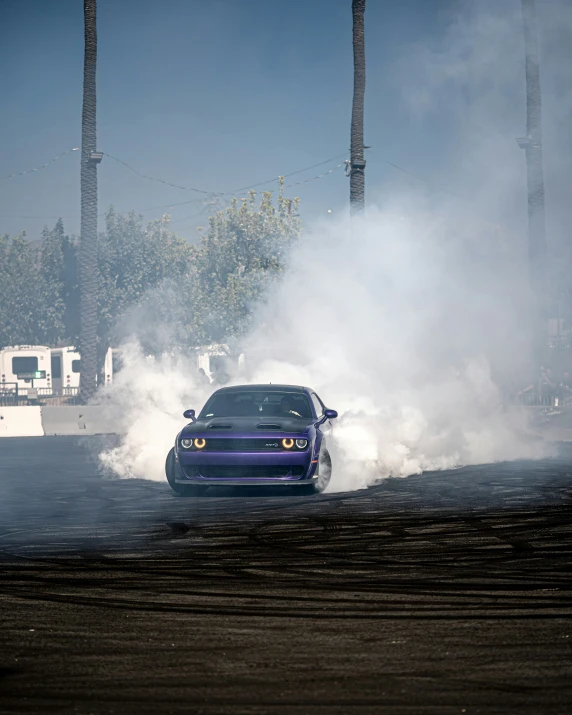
[180,416,313,437]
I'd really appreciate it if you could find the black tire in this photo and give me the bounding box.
[298,449,332,495]
[165,448,206,497]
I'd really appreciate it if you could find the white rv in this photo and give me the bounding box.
[0,345,52,393]
[50,346,113,393]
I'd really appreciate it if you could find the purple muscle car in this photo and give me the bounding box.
[165,384,338,496]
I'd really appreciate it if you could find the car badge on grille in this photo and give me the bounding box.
[265,443,279,447]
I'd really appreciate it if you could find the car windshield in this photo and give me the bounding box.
[200,391,313,419]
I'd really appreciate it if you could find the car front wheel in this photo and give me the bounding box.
[299,449,332,495]
[165,447,207,497]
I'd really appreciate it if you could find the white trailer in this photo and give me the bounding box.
[50,346,113,393]
[0,345,52,393]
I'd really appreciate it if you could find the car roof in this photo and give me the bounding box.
[212,384,310,394]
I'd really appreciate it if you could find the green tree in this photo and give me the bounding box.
[40,219,79,345]
[97,209,197,363]
[1,185,301,364]
[192,185,300,343]
[0,234,60,348]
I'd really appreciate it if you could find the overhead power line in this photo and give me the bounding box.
[1,145,466,212]
[102,152,219,196]
[228,152,349,194]
[165,162,347,227]
[0,145,510,231]
[102,151,349,198]
[282,161,346,191]
[0,150,348,222]
[0,148,79,181]
[158,159,348,216]
[379,155,467,202]
[169,203,218,226]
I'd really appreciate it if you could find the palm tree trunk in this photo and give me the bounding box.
[521,0,547,354]
[80,0,98,402]
[350,0,366,214]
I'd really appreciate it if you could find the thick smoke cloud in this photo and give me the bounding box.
[241,206,549,491]
[98,0,566,489]
[98,202,550,489]
[98,342,211,481]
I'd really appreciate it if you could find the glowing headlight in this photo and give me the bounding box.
[180,438,193,449]
[282,438,294,449]
[194,438,206,449]
[295,439,308,449]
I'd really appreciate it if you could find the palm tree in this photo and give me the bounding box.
[350,0,366,214]
[79,0,99,402]
[521,0,547,347]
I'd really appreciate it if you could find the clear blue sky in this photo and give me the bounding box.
[1,0,567,243]
[0,0,457,240]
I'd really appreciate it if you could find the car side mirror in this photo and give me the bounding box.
[183,409,196,421]
[315,409,338,427]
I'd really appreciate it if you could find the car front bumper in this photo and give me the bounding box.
[175,449,318,486]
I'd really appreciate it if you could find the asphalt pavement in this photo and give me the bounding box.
[0,436,571,714]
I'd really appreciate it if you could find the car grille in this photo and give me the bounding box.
[190,465,298,479]
[200,438,286,451]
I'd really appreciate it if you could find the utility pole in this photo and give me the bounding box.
[350,0,366,215]
[518,0,547,359]
[79,0,102,402]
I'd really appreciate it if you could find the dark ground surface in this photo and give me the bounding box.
[0,437,571,714]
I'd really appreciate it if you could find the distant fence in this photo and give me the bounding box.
[39,392,82,406]
[0,383,18,406]
[514,393,572,409]
[0,385,80,406]
[2,385,568,410]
